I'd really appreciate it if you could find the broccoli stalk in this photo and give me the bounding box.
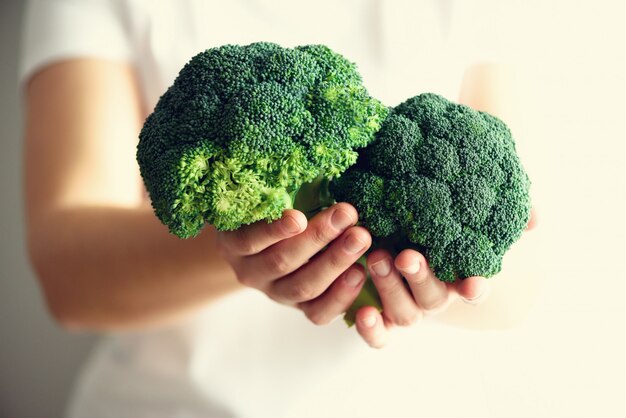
[291,176,334,219]
[291,176,383,326]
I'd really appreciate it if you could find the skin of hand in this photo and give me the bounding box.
[355,212,535,348]
[219,200,533,349]
[216,203,373,325]
[354,250,489,348]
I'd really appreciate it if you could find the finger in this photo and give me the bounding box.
[270,226,371,303]
[454,276,490,305]
[395,250,450,316]
[298,265,365,325]
[217,209,307,256]
[236,203,358,287]
[355,306,389,349]
[367,250,421,327]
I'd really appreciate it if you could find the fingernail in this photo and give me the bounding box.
[344,270,363,287]
[361,315,377,328]
[463,295,482,305]
[400,260,420,275]
[370,258,391,277]
[463,288,487,305]
[331,209,354,230]
[344,234,367,254]
[282,216,301,234]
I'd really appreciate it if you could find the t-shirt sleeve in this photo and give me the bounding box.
[19,0,134,86]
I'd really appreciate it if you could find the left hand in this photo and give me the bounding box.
[355,208,537,348]
[354,249,489,348]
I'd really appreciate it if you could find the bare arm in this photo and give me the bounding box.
[24,59,241,331]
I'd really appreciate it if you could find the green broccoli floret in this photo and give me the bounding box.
[331,93,532,283]
[137,42,388,237]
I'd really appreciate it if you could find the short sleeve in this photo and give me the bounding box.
[19,0,134,86]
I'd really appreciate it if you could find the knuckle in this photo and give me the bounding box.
[421,298,448,315]
[236,275,250,286]
[264,287,282,304]
[407,272,430,288]
[270,218,290,238]
[374,276,402,294]
[266,250,292,276]
[236,273,254,288]
[288,282,316,302]
[392,312,419,327]
[305,310,331,326]
[376,279,411,303]
[234,230,256,255]
[309,224,333,247]
[326,248,349,271]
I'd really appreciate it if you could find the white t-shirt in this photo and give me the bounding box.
[20,1,538,418]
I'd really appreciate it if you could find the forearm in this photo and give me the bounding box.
[28,204,241,331]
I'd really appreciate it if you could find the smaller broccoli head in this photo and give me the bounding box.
[331,93,531,282]
[137,42,388,237]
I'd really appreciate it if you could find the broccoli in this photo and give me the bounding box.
[137,42,388,237]
[330,93,532,284]
[138,43,531,326]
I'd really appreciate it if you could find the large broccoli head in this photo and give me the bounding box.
[331,93,531,282]
[137,42,388,237]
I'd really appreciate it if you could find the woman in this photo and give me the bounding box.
[21,0,536,416]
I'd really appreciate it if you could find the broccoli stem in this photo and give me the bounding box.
[343,256,382,326]
[291,175,335,218]
[292,176,383,326]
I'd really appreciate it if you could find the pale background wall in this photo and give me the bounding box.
[0,1,97,417]
[1,1,625,417]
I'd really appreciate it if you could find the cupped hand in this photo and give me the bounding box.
[353,249,489,348]
[354,208,537,348]
[216,203,372,325]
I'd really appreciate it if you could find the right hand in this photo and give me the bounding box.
[216,203,372,325]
